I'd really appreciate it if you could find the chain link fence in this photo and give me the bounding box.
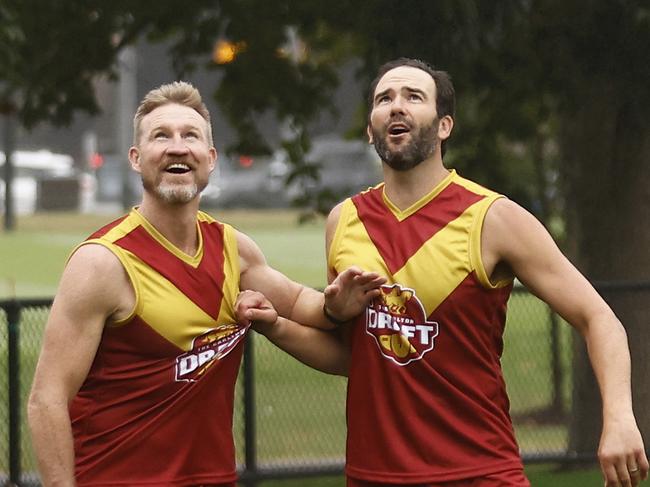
[2,284,646,485]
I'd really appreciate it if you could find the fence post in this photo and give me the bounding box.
[549,310,565,417]
[241,333,258,487]
[6,301,22,486]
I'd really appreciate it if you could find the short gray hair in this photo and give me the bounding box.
[133,81,213,145]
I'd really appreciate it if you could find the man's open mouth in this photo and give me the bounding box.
[165,163,191,174]
[388,124,410,136]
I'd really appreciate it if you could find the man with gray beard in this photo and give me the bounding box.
[27,81,385,486]
[237,58,647,487]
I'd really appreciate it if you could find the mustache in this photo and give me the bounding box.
[385,114,412,130]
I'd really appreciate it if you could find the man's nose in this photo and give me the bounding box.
[390,95,406,114]
[167,135,190,154]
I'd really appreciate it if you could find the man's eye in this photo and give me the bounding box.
[409,94,423,101]
[154,132,168,139]
[376,96,391,105]
[185,132,199,139]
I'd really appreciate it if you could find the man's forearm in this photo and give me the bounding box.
[256,317,349,375]
[275,267,384,330]
[289,287,335,330]
[584,315,633,418]
[582,312,650,484]
[28,398,77,486]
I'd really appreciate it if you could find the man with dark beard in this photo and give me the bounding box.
[27,81,385,486]
[237,58,648,486]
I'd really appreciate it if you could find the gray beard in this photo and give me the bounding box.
[372,120,439,172]
[142,176,200,205]
[155,183,198,204]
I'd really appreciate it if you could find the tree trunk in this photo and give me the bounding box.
[560,77,650,456]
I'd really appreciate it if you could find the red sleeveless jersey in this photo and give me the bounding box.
[329,171,525,483]
[69,209,244,486]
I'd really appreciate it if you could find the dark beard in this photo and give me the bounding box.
[372,118,439,171]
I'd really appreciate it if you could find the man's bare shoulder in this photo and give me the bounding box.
[483,196,562,277]
[326,201,345,240]
[328,200,344,220]
[234,229,269,283]
[57,242,133,321]
[66,242,125,276]
[483,197,543,241]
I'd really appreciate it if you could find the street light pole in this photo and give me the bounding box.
[2,107,16,231]
[117,46,137,211]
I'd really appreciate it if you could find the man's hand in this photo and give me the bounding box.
[599,415,649,487]
[235,290,278,335]
[323,266,386,323]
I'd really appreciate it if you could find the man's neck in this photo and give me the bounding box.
[382,157,450,210]
[137,197,201,256]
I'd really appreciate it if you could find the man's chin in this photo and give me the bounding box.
[155,184,198,204]
[383,154,423,172]
[387,134,411,146]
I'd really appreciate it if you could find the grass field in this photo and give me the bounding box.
[0,209,602,485]
[0,210,328,297]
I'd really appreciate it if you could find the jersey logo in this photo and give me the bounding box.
[175,323,248,382]
[366,284,439,366]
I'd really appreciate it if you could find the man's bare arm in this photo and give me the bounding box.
[27,245,132,486]
[234,203,358,375]
[483,198,648,485]
[235,290,350,375]
[236,229,383,328]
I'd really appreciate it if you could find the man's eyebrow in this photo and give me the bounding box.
[374,86,427,103]
[374,88,392,103]
[404,86,427,97]
[150,121,202,131]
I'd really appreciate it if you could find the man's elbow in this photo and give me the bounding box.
[27,389,47,431]
[27,386,67,426]
[319,354,350,377]
[329,366,350,378]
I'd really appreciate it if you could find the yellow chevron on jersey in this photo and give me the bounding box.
[329,170,509,317]
[70,209,246,483]
[76,208,240,351]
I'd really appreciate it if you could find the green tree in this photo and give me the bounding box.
[530,1,650,455]
[0,0,218,228]
[1,1,126,229]
[144,0,555,216]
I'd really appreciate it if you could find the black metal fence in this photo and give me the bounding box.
[2,283,648,485]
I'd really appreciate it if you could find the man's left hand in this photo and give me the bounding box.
[235,290,279,335]
[599,415,649,487]
[323,266,386,323]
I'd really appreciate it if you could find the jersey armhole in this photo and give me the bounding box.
[327,199,353,272]
[221,224,241,318]
[72,239,141,326]
[469,195,513,290]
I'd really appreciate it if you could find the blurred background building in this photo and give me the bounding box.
[0,40,379,214]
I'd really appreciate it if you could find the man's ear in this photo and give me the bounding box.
[128,147,141,172]
[366,125,374,144]
[438,115,454,141]
[209,148,218,173]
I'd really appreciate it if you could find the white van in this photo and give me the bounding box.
[0,150,80,214]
